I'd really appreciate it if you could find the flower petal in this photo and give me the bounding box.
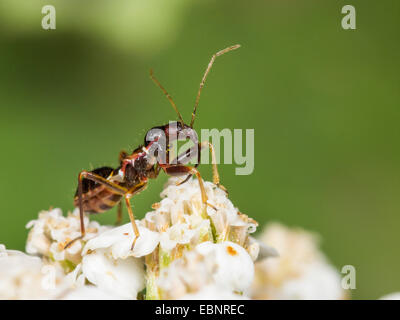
[81,249,144,299]
[83,222,160,259]
[196,241,254,293]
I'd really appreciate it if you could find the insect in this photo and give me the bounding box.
[64,44,240,250]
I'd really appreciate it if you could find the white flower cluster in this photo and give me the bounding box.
[251,223,346,300]
[25,208,109,272]
[157,241,253,299]
[141,178,260,299]
[7,177,261,299]
[0,244,64,299]
[5,177,391,300]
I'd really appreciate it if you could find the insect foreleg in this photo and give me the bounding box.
[125,182,147,250]
[170,141,227,193]
[162,165,217,212]
[201,141,228,194]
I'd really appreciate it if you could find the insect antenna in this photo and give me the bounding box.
[150,69,185,126]
[190,44,241,128]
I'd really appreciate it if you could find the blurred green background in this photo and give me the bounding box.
[0,0,399,299]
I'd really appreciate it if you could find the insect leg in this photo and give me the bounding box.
[64,173,86,249]
[163,165,217,211]
[169,143,201,185]
[201,141,228,194]
[170,141,228,193]
[125,182,147,250]
[64,171,128,249]
[125,197,139,250]
[115,201,123,225]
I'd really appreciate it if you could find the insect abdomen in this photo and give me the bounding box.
[74,167,122,214]
[74,186,122,214]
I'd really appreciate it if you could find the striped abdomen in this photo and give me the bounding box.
[74,167,123,214]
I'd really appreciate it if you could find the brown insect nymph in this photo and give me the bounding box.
[65,45,240,250]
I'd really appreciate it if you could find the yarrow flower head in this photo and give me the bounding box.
[157,241,253,299]
[79,221,160,299]
[21,177,262,299]
[140,177,260,299]
[146,177,258,251]
[251,223,346,300]
[0,245,66,299]
[26,208,109,271]
[5,176,366,300]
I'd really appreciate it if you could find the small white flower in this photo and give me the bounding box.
[65,263,85,288]
[252,223,345,300]
[82,221,160,259]
[196,241,254,293]
[81,249,144,299]
[157,241,254,299]
[159,223,196,251]
[157,247,213,299]
[0,245,66,299]
[79,222,158,299]
[269,261,343,300]
[26,208,109,268]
